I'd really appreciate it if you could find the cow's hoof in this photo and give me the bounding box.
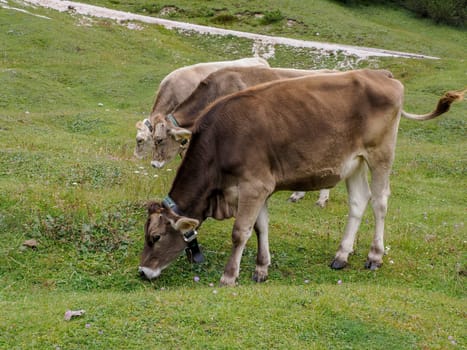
[287,192,305,203]
[253,272,268,283]
[220,275,237,287]
[315,199,328,208]
[330,259,348,270]
[315,197,329,208]
[364,260,382,270]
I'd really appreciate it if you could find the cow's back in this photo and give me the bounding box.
[151,57,270,116]
[173,67,339,121]
[203,66,337,96]
[191,69,403,191]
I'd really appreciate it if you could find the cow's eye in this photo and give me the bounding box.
[150,235,161,245]
[137,139,144,145]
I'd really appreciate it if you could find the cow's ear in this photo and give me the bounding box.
[171,217,199,234]
[135,121,143,129]
[168,128,192,142]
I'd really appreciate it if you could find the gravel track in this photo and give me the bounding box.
[12,0,439,60]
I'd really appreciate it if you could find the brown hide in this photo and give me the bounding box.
[171,66,337,129]
[150,66,337,167]
[135,57,269,159]
[169,69,401,218]
[150,57,270,117]
[140,68,462,284]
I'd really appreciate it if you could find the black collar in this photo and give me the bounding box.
[162,196,204,264]
[143,119,153,132]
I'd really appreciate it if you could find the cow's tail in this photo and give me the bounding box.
[401,89,465,121]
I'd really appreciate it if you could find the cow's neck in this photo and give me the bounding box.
[171,88,212,130]
[167,114,239,223]
[170,109,197,130]
[167,147,214,222]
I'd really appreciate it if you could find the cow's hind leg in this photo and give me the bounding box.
[365,166,391,270]
[253,202,270,282]
[288,189,330,207]
[316,189,330,208]
[331,160,370,269]
[288,191,305,202]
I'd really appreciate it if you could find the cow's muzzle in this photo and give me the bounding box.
[138,266,161,280]
[151,160,165,168]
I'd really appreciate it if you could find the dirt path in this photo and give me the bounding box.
[17,0,438,60]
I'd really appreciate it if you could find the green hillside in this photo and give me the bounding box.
[0,1,465,348]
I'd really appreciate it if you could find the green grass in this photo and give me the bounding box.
[1,0,466,349]
[4,285,464,349]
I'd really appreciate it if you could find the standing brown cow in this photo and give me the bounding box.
[139,69,463,286]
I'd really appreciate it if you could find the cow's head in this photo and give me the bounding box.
[139,201,199,280]
[151,114,191,168]
[134,119,154,159]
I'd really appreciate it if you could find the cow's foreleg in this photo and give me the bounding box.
[253,202,270,283]
[221,187,269,286]
[331,161,370,269]
[365,167,391,270]
[220,218,255,286]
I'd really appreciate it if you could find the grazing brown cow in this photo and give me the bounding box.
[138,69,463,286]
[150,66,337,206]
[150,66,337,167]
[133,57,269,158]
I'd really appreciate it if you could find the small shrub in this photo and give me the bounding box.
[407,0,466,26]
[211,12,237,25]
[333,0,466,27]
[186,7,215,18]
[260,10,284,25]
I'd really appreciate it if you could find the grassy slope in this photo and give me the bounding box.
[0,1,466,349]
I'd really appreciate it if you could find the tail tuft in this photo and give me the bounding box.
[436,89,465,114]
[402,88,465,121]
